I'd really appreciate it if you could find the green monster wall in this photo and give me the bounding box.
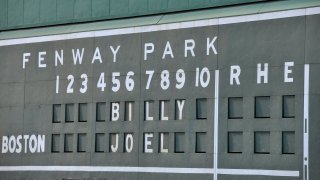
[0,0,266,31]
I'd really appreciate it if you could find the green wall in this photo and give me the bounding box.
[0,0,266,31]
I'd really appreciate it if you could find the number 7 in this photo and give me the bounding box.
[145,70,154,90]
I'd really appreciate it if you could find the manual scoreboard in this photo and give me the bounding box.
[0,8,320,180]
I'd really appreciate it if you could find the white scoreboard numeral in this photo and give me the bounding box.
[56,76,60,94]
[112,72,121,92]
[67,74,74,93]
[80,74,88,93]
[195,67,210,88]
[161,70,170,90]
[200,67,210,88]
[145,70,154,90]
[125,71,135,91]
[176,69,185,89]
[97,72,106,91]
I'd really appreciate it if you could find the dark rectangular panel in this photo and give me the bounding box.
[196,132,206,153]
[282,95,295,118]
[228,97,243,119]
[96,102,106,121]
[78,103,87,122]
[77,133,87,152]
[174,132,185,153]
[52,104,61,123]
[255,96,270,118]
[228,132,243,153]
[64,134,73,152]
[282,131,295,154]
[51,134,60,153]
[196,98,207,119]
[95,133,105,152]
[254,131,270,154]
[65,104,74,122]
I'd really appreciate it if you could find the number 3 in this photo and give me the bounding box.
[80,74,88,93]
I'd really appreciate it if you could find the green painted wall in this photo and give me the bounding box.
[0,0,266,31]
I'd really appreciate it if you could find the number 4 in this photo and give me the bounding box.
[97,72,106,91]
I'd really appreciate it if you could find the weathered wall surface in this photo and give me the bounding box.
[0,10,319,180]
[0,0,265,31]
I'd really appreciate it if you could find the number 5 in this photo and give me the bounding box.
[112,72,120,92]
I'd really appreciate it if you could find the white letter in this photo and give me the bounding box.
[1,136,8,153]
[185,39,195,57]
[144,43,154,60]
[145,101,153,121]
[110,45,120,63]
[162,41,174,59]
[111,103,120,121]
[284,62,294,83]
[37,135,45,153]
[23,53,31,69]
[38,51,47,68]
[125,134,133,153]
[29,135,37,153]
[127,102,133,121]
[176,100,185,120]
[144,133,153,153]
[160,133,168,153]
[92,47,102,64]
[207,37,217,55]
[230,65,241,85]
[72,48,84,65]
[257,63,268,84]
[160,101,168,120]
[55,50,63,66]
[23,135,29,153]
[16,135,22,153]
[8,136,16,153]
[110,134,119,152]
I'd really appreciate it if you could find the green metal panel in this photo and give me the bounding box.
[129,0,148,14]
[24,0,40,25]
[189,0,211,8]
[110,0,129,16]
[1,0,320,40]
[74,0,92,19]
[7,0,23,27]
[92,0,110,18]
[57,0,74,22]
[0,0,8,28]
[0,0,269,31]
[168,0,189,11]
[148,0,167,11]
[40,0,57,23]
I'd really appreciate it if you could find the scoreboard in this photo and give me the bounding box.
[0,7,320,180]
